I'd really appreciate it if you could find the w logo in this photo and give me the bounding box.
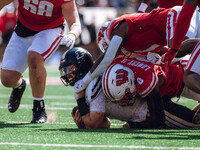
[115,69,128,86]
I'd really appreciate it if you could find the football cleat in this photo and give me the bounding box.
[31,100,47,123]
[192,108,200,124]
[8,79,26,113]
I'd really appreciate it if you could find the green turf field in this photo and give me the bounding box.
[0,65,200,150]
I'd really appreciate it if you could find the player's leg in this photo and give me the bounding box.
[183,41,200,111]
[28,27,64,123]
[163,97,200,128]
[1,32,28,113]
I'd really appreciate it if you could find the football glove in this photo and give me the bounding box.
[74,79,88,94]
[60,33,76,49]
[161,48,178,64]
[74,72,92,93]
[146,52,161,65]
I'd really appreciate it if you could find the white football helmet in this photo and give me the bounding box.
[97,21,110,53]
[102,64,136,104]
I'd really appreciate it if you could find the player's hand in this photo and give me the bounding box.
[147,52,161,65]
[60,33,76,49]
[71,107,85,128]
[161,48,178,64]
[74,79,88,94]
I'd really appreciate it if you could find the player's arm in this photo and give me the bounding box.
[81,111,111,129]
[61,0,81,40]
[75,90,111,129]
[138,0,153,13]
[161,0,199,64]
[0,0,13,10]
[74,21,128,93]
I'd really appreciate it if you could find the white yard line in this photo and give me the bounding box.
[0,121,124,126]
[0,105,73,110]
[0,142,199,149]
[0,95,74,100]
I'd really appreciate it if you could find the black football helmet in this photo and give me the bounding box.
[59,47,93,86]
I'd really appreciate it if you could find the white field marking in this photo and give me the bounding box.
[0,94,73,100]
[1,121,124,126]
[50,102,76,106]
[0,105,74,110]
[0,143,199,149]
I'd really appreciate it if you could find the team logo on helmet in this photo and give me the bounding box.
[102,64,136,106]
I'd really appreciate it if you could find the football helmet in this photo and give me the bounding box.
[97,21,110,52]
[59,47,93,86]
[102,64,136,105]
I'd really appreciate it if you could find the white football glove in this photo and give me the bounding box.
[60,33,76,49]
[74,79,88,93]
[147,52,161,65]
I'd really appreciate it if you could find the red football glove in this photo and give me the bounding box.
[161,48,178,64]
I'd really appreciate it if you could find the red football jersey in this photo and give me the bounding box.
[17,0,71,31]
[111,57,185,98]
[157,0,183,8]
[105,8,171,55]
[111,57,158,98]
[154,63,184,97]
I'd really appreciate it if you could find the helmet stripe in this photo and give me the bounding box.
[103,64,116,99]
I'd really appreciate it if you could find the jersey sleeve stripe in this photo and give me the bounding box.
[91,76,103,99]
[139,72,158,98]
[166,9,177,45]
[186,41,200,70]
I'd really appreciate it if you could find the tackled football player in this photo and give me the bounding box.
[59,47,200,129]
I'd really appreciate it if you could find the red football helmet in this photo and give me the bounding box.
[97,21,110,52]
[102,63,136,106]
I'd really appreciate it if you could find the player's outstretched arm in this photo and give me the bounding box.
[161,0,199,64]
[61,0,81,49]
[0,0,14,10]
[74,22,128,93]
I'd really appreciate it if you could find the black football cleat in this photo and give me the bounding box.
[31,100,47,123]
[192,108,200,124]
[8,79,26,113]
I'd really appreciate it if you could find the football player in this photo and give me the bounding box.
[0,0,81,123]
[59,47,200,129]
[74,5,200,94]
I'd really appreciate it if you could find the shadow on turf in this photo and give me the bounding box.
[0,121,42,129]
[40,128,200,135]
[40,128,200,140]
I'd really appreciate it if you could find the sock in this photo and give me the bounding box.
[33,97,44,101]
[171,4,196,50]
